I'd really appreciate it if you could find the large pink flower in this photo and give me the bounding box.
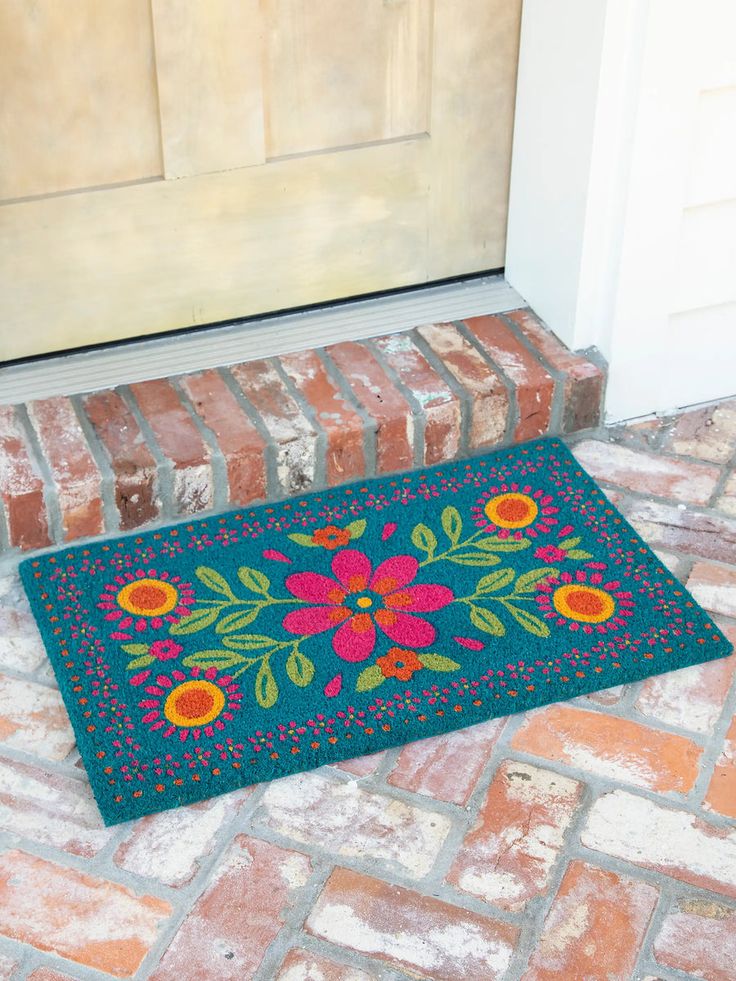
[282,549,454,663]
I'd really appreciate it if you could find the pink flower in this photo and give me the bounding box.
[149,639,183,661]
[282,549,454,663]
[534,544,567,563]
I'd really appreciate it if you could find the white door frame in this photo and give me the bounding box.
[506,0,736,420]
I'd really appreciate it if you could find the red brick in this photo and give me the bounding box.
[464,314,554,441]
[373,333,461,464]
[582,789,736,898]
[717,470,736,517]
[705,713,736,819]
[664,399,736,464]
[0,756,112,857]
[230,359,318,494]
[83,388,160,529]
[280,349,365,485]
[687,561,736,619]
[277,948,376,981]
[180,369,268,504]
[622,498,736,564]
[511,704,702,793]
[0,673,75,761]
[26,396,103,540]
[585,684,625,706]
[152,835,311,981]
[416,322,509,449]
[335,751,386,778]
[0,603,45,673]
[388,719,505,806]
[0,405,50,550]
[27,969,77,981]
[130,378,213,514]
[306,866,519,981]
[0,953,17,981]
[447,760,582,910]
[0,849,171,977]
[506,308,604,432]
[256,771,450,879]
[573,439,721,504]
[523,861,658,981]
[636,629,736,734]
[114,787,252,887]
[326,341,414,474]
[653,898,736,981]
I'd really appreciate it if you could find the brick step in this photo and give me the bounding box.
[0,309,605,555]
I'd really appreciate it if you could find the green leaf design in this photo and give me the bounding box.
[411,523,438,557]
[441,506,462,545]
[287,532,320,547]
[356,664,385,692]
[447,552,501,566]
[286,648,315,687]
[195,566,236,598]
[169,607,220,635]
[470,606,506,635]
[558,536,582,550]
[215,608,260,634]
[223,633,279,651]
[345,519,367,541]
[255,659,278,708]
[238,567,271,595]
[475,569,515,594]
[126,654,154,670]
[504,603,550,637]
[121,643,150,655]
[566,549,593,560]
[514,566,559,593]
[418,652,461,672]
[182,649,249,670]
[475,536,531,552]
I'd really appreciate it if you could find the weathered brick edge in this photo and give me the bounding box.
[0,309,606,555]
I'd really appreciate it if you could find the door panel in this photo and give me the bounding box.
[0,0,162,200]
[264,0,432,157]
[0,0,521,360]
[152,0,265,177]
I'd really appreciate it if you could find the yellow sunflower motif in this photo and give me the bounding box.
[552,583,616,624]
[116,578,179,617]
[164,680,226,728]
[483,492,539,529]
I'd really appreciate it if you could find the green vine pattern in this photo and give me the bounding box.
[129,505,592,708]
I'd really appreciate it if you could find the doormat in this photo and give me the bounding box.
[20,439,731,825]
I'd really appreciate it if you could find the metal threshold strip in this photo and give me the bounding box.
[0,274,524,404]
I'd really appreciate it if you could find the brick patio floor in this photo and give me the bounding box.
[0,399,735,981]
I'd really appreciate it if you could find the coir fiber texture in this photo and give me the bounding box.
[20,439,732,825]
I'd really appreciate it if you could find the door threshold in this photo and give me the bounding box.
[0,274,524,404]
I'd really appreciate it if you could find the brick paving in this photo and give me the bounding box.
[0,379,735,975]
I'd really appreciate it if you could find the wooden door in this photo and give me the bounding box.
[0,0,521,361]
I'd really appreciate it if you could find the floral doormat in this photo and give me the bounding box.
[20,439,731,825]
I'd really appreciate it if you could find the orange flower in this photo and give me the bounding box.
[377,647,423,681]
[311,525,351,550]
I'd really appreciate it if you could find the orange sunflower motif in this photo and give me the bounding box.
[472,484,559,539]
[136,667,242,741]
[536,569,634,634]
[377,647,423,681]
[97,570,195,640]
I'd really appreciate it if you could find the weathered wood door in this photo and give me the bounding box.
[0,0,521,360]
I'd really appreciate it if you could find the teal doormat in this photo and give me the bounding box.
[20,439,731,825]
